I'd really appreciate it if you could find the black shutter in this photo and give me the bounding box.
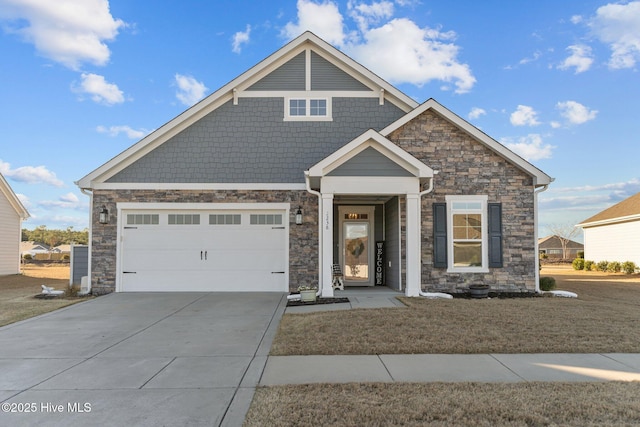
[433,203,447,268]
[488,203,503,268]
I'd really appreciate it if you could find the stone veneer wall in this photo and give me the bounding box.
[388,109,537,292]
[90,189,318,294]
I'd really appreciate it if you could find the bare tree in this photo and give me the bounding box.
[546,223,581,259]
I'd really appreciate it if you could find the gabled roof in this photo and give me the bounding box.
[307,129,433,178]
[538,235,583,249]
[380,99,554,187]
[0,173,29,219]
[578,192,640,227]
[76,31,418,189]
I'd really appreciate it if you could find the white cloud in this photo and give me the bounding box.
[282,0,476,93]
[502,134,554,161]
[97,125,149,139]
[74,73,125,105]
[0,159,64,187]
[348,0,394,32]
[232,25,251,53]
[589,1,640,69]
[550,121,561,129]
[556,101,597,125]
[346,18,475,93]
[39,192,85,209]
[510,105,540,126]
[468,107,486,120]
[174,74,208,106]
[0,0,125,69]
[558,44,594,73]
[282,0,347,47]
[570,15,583,24]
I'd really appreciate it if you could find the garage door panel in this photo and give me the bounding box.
[120,209,288,292]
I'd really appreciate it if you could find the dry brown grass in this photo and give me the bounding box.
[0,264,90,327]
[245,382,640,427]
[270,265,640,355]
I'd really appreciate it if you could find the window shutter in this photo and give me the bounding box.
[488,203,503,268]
[433,203,447,268]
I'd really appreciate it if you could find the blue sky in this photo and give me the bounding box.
[1,0,639,240]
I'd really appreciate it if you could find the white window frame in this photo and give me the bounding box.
[445,195,489,273]
[284,97,332,121]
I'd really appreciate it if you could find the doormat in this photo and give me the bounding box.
[286,297,350,307]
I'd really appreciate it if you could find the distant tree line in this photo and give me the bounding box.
[22,226,89,247]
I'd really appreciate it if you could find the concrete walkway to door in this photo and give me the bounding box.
[0,292,287,427]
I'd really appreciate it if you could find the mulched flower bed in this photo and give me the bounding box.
[451,291,543,299]
[286,297,350,307]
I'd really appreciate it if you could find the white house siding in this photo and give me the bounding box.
[583,220,640,265]
[0,194,21,275]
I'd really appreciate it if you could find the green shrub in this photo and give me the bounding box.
[572,258,585,270]
[596,261,609,272]
[577,251,584,259]
[584,260,594,271]
[22,253,32,260]
[539,276,556,291]
[607,261,622,273]
[622,261,637,275]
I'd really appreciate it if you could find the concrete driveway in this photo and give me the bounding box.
[0,292,286,427]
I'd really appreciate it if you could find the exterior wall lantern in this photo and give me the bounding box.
[295,207,303,225]
[99,206,109,224]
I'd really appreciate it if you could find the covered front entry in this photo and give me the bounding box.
[307,129,434,297]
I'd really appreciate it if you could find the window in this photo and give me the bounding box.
[285,97,331,121]
[446,196,489,272]
[250,214,283,225]
[310,99,326,116]
[127,214,159,225]
[209,214,241,225]
[289,99,306,116]
[168,214,200,225]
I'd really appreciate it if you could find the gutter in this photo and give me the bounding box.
[287,172,323,301]
[534,184,549,293]
[415,174,448,299]
[79,187,93,295]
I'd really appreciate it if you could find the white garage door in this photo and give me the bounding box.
[119,209,287,292]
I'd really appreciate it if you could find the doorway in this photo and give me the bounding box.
[338,206,375,286]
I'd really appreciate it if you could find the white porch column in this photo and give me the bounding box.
[405,193,421,296]
[321,193,335,297]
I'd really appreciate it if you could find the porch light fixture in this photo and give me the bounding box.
[295,207,303,225]
[99,206,109,224]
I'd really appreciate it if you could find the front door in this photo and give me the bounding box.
[338,206,374,286]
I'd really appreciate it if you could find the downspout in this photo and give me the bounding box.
[287,172,322,301]
[534,184,549,293]
[413,173,451,299]
[79,187,93,295]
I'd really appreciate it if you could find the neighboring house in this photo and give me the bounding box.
[0,173,29,275]
[20,241,51,257]
[77,32,553,296]
[52,244,71,254]
[577,192,640,265]
[538,235,584,259]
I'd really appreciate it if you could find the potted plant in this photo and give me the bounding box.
[468,283,490,298]
[298,285,318,302]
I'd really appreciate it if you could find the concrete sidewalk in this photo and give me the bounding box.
[261,353,640,385]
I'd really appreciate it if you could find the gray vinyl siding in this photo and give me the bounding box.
[327,147,413,177]
[0,193,21,275]
[107,97,405,184]
[384,197,400,290]
[70,245,89,285]
[247,52,306,91]
[311,52,371,91]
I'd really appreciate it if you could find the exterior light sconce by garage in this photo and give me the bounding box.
[295,207,303,225]
[98,206,109,224]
